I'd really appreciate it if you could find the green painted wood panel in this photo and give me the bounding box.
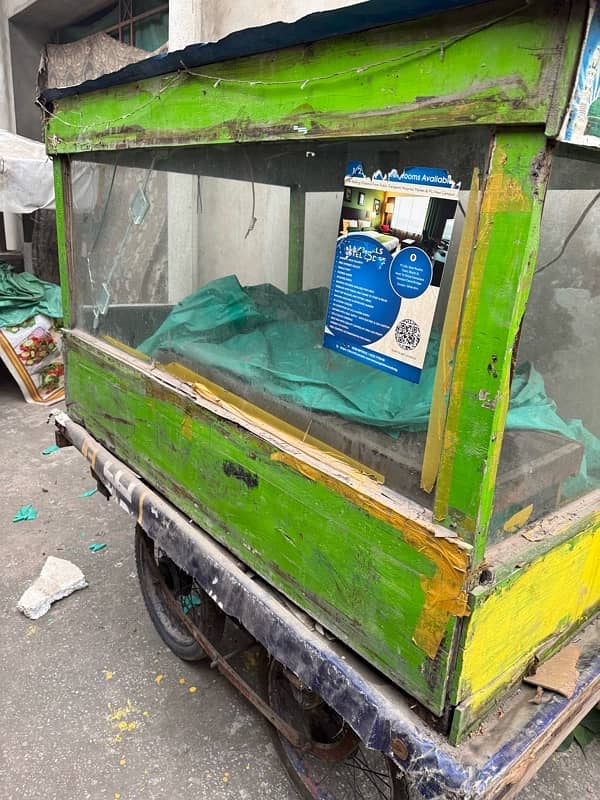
[44,1,570,154]
[52,157,72,327]
[449,516,600,742]
[434,130,552,560]
[64,334,469,714]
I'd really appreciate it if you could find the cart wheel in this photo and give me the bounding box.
[135,527,225,661]
[267,659,409,800]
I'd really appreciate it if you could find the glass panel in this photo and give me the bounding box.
[133,11,168,50]
[489,149,600,544]
[71,132,489,509]
[133,0,167,14]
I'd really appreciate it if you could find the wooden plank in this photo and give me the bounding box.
[448,519,600,741]
[43,1,570,154]
[52,156,73,327]
[433,130,553,558]
[63,332,472,713]
[288,184,305,292]
[544,0,589,138]
[421,168,480,493]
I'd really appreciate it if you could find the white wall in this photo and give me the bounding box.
[0,0,23,250]
[200,0,359,42]
[166,1,354,299]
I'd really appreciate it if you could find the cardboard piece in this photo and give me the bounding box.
[523,645,581,698]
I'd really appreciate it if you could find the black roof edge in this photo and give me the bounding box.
[38,0,486,105]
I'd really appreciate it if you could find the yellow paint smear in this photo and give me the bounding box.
[102,335,151,362]
[272,452,470,658]
[457,519,600,712]
[503,503,533,533]
[161,361,383,484]
[181,415,193,441]
[422,169,480,493]
[480,147,529,214]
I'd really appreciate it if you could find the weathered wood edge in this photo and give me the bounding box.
[52,156,73,327]
[43,1,569,154]
[67,328,470,551]
[477,489,600,591]
[449,607,600,744]
[544,0,589,138]
[435,130,552,557]
[422,168,481,493]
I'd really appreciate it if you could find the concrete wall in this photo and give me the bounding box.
[8,21,50,141]
[0,0,22,249]
[200,0,359,42]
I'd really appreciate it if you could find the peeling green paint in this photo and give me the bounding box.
[45,1,569,154]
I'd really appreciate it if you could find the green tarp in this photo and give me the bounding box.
[0,265,62,327]
[140,275,600,494]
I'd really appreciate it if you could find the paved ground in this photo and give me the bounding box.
[0,364,598,800]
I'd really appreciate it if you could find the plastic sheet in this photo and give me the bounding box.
[0,265,62,327]
[0,130,96,214]
[138,274,600,495]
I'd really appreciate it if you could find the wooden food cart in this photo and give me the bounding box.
[41,1,599,797]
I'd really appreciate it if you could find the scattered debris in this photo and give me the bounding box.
[79,488,98,498]
[12,504,38,522]
[88,543,107,552]
[188,686,197,694]
[17,556,87,619]
[181,593,201,613]
[521,529,546,543]
[524,645,581,698]
[529,686,545,705]
[41,445,60,455]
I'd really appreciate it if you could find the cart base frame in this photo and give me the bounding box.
[54,411,600,800]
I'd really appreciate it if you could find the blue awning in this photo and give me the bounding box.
[39,0,488,104]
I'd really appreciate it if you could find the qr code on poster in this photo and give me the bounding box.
[394,319,421,351]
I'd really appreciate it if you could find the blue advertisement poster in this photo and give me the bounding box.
[560,0,600,148]
[324,164,459,383]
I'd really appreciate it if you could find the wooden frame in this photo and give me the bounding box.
[45,0,599,742]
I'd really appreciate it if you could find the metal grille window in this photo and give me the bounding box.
[57,1,168,51]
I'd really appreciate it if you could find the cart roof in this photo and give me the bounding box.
[39,0,487,104]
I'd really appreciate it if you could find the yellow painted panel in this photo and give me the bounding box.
[456,518,600,712]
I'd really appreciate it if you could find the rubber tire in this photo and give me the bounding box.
[135,526,225,661]
[267,659,410,800]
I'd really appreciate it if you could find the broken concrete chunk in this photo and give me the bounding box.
[17,556,88,619]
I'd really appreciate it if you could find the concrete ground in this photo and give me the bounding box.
[0,364,598,800]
